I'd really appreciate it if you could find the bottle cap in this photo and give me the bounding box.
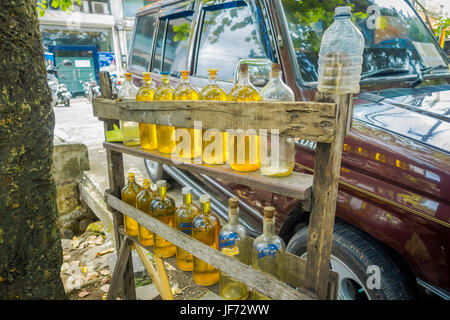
[156,180,167,187]
[240,63,248,73]
[143,179,150,188]
[229,197,239,209]
[271,63,281,72]
[200,194,210,203]
[263,206,275,218]
[160,71,170,75]
[128,172,135,178]
[180,71,189,79]
[208,69,218,75]
[142,72,151,80]
[124,72,132,80]
[182,186,192,195]
[334,6,351,17]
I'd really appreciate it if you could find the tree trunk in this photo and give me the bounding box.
[0,1,66,299]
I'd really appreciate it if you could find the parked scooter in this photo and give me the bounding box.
[47,59,73,107]
[83,77,101,102]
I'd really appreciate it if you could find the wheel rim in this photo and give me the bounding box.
[300,253,370,300]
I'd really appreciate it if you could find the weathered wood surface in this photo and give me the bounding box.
[106,192,341,300]
[104,142,313,201]
[93,98,337,143]
[99,71,113,99]
[106,238,132,300]
[305,92,352,299]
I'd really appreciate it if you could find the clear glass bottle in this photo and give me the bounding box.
[259,63,295,177]
[175,186,200,271]
[251,206,286,300]
[150,180,176,258]
[199,69,228,165]
[228,63,261,172]
[136,72,158,151]
[136,178,157,247]
[154,72,176,154]
[317,6,365,94]
[121,172,142,236]
[192,194,220,286]
[219,198,249,300]
[173,71,202,160]
[118,72,140,146]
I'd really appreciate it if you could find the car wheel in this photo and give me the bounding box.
[144,159,172,183]
[286,221,416,300]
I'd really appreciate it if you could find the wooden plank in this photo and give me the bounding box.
[92,98,337,143]
[305,92,352,299]
[107,238,132,300]
[103,142,313,201]
[106,192,318,300]
[134,244,174,300]
[99,71,113,99]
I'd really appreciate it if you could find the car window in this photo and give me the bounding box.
[195,1,269,82]
[152,19,167,74]
[129,14,157,73]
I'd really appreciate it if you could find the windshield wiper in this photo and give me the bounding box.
[411,65,449,87]
[360,68,410,80]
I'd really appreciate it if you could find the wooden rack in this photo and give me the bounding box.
[93,71,353,300]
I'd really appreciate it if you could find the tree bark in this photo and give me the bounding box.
[0,1,66,299]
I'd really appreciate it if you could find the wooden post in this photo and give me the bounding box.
[304,92,353,299]
[99,71,136,300]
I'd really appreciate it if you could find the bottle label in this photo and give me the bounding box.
[256,243,279,259]
[219,232,238,250]
[178,222,192,235]
[222,247,239,256]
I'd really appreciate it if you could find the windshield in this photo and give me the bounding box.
[281,0,449,84]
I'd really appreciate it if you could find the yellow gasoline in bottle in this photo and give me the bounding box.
[219,198,249,300]
[175,186,200,271]
[136,72,158,151]
[228,63,261,172]
[199,69,228,165]
[136,178,157,247]
[192,194,220,286]
[173,71,202,160]
[154,72,175,154]
[121,172,142,236]
[119,73,140,146]
[150,180,176,258]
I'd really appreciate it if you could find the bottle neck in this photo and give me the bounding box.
[181,77,189,85]
[161,76,170,86]
[228,208,239,226]
[158,186,167,197]
[263,217,275,236]
[183,193,192,205]
[201,201,211,215]
[208,75,218,86]
[238,72,251,86]
[143,79,152,86]
[269,71,283,84]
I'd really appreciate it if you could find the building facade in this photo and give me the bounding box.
[39,0,155,94]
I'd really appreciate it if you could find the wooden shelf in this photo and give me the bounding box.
[104,142,313,201]
[93,98,337,143]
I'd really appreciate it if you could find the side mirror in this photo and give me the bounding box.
[233,58,272,88]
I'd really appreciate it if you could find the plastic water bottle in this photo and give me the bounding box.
[317,6,365,94]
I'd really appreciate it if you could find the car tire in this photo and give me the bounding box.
[286,220,416,300]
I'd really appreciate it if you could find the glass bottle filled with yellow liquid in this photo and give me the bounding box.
[136,178,157,247]
[118,73,140,146]
[175,186,200,271]
[150,180,176,258]
[173,71,202,160]
[121,172,142,236]
[199,69,228,165]
[154,72,175,154]
[192,194,220,286]
[136,72,158,151]
[251,206,286,300]
[228,63,261,172]
[219,198,249,300]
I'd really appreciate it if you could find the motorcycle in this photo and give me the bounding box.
[110,73,124,97]
[47,59,73,107]
[83,77,101,102]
